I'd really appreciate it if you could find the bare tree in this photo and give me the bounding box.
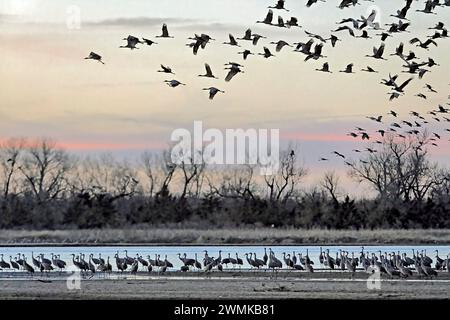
[18,139,73,202]
[264,147,308,202]
[155,150,176,199]
[348,132,438,201]
[0,138,25,198]
[205,164,256,200]
[178,150,205,201]
[73,154,139,201]
[321,171,340,204]
[140,152,164,197]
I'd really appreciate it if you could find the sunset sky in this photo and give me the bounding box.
[1,0,450,191]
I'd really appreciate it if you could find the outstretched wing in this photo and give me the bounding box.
[265,10,273,23]
[162,24,169,37]
[398,77,414,90]
[205,63,213,76]
[225,68,238,82]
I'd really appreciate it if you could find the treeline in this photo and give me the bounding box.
[0,136,449,230]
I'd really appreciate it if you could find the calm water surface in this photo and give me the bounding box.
[1,245,449,271]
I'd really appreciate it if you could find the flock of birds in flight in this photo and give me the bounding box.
[0,248,449,279]
[83,0,450,163]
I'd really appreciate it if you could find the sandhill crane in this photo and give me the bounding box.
[183,253,196,267]
[142,38,157,46]
[340,63,354,73]
[120,35,142,49]
[305,257,314,273]
[304,30,326,43]
[446,254,450,273]
[416,0,437,14]
[252,34,266,45]
[410,38,437,49]
[147,255,156,266]
[31,252,40,269]
[124,250,135,265]
[198,63,217,78]
[23,258,35,276]
[245,253,255,269]
[270,40,291,52]
[181,265,189,272]
[228,253,238,267]
[361,66,377,73]
[421,260,438,277]
[51,254,66,272]
[84,52,105,64]
[344,252,356,275]
[393,77,414,93]
[262,248,268,265]
[221,254,231,267]
[257,10,273,25]
[275,16,286,28]
[158,65,175,74]
[225,65,243,82]
[156,24,173,38]
[223,34,239,46]
[214,251,223,266]
[10,257,20,271]
[115,253,127,273]
[357,30,371,39]
[164,254,173,268]
[88,255,96,274]
[425,84,437,93]
[327,34,341,47]
[238,49,253,60]
[237,29,252,41]
[333,26,355,37]
[137,255,149,267]
[316,62,331,73]
[130,259,139,275]
[366,43,386,60]
[72,254,85,272]
[186,41,201,55]
[292,252,297,265]
[16,253,24,267]
[0,254,10,269]
[286,17,300,28]
[194,253,202,270]
[305,43,325,61]
[259,47,275,58]
[89,253,101,265]
[294,39,314,54]
[378,32,392,41]
[39,254,52,266]
[235,253,243,268]
[434,250,444,269]
[283,253,294,268]
[164,80,186,87]
[268,251,282,274]
[307,0,326,7]
[391,0,413,20]
[268,0,289,11]
[203,250,213,266]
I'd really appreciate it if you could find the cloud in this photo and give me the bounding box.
[86,16,194,27]
[0,13,18,23]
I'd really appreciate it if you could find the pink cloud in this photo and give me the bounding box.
[280,131,353,142]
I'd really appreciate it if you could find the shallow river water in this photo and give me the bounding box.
[1,245,449,271]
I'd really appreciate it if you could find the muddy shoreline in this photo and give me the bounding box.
[1,228,449,246]
[1,271,449,300]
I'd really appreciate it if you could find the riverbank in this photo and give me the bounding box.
[1,272,449,299]
[1,228,449,246]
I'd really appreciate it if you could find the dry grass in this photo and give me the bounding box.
[0,228,449,245]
